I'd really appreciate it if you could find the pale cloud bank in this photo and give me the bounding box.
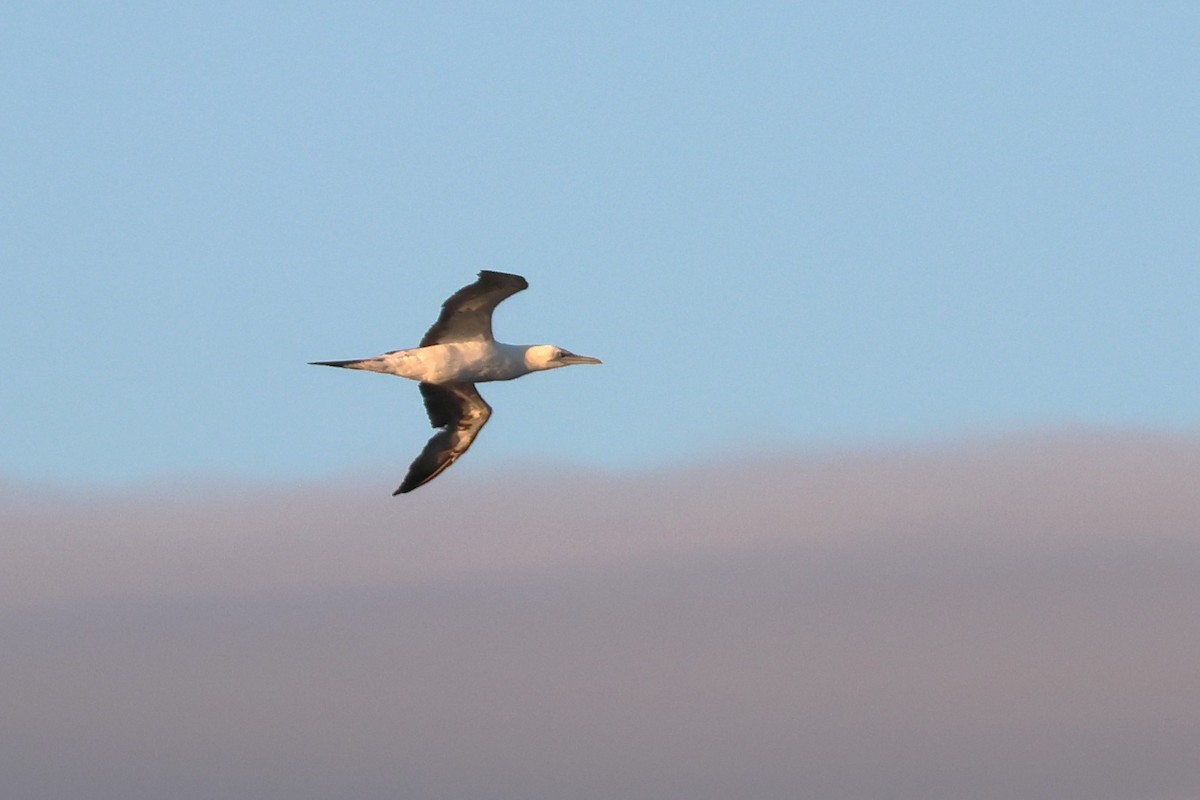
[3,433,1199,799]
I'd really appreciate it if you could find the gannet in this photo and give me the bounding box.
[310,271,601,494]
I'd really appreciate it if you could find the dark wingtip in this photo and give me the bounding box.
[477,270,529,290]
[309,360,349,367]
[394,474,425,494]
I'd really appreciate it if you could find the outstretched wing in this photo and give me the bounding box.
[420,271,529,346]
[394,382,492,494]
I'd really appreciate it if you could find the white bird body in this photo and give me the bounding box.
[332,341,560,384]
[310,271,600,494]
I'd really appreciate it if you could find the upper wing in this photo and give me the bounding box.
[419,271,529,346]
[394,382,492,494]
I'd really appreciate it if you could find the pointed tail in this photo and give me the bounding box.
[308,359,363,368]
[308,357,396,373]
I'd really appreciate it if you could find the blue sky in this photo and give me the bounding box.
[3,2,1198,487]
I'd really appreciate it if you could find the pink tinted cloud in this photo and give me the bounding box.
[2,432,1198,799]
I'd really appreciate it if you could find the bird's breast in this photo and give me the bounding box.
[390,341,526,384]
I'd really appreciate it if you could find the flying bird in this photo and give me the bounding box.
[310,271,601,494]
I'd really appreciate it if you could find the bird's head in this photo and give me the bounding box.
[524,344,603,372]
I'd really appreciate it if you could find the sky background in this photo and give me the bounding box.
[3,2,1198,488]
[4,6,1200,798]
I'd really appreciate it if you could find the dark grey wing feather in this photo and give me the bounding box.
[419,271,529,346]
[394,383,492,494]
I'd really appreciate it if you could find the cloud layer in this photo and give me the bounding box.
[4,433,1199,800]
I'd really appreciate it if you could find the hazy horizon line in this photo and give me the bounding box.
[5,423,1199,501]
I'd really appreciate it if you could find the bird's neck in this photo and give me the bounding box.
[473,342,538,380]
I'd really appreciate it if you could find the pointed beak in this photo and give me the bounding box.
[559,352,602,366]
